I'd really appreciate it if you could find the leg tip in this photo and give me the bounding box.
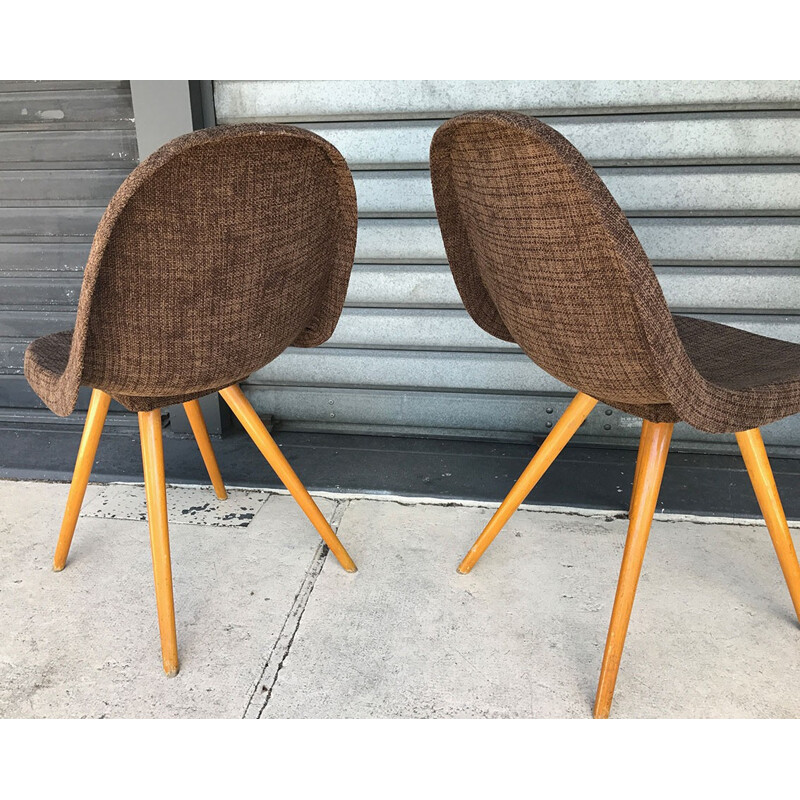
[457,564,472,575]
[335,554,358,573]
[53,561,65,572]
[164,665,179,678]
[215,490,228,501]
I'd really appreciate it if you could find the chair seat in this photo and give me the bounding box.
[26,329,73,383]
[674,314,800,392]
[25,329,229,413]
[658,314,800,432]
[24,330,75,415]
[598,315,800,433]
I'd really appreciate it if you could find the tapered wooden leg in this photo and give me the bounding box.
[594,420,673,719]
[139,409,179,677]
[219,385,357,573]
[53,389,111,571]
[183,399,227,500]
[627,432,646,519]
[458,392,598,574]
[736,428,800,623]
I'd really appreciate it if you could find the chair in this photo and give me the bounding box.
[25,124,359,676]
[430,111,800,718]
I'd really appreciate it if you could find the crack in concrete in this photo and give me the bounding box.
[242,499,351,719]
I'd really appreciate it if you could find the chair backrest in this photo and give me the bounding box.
[76,124,356,399]
[430,111,680,407]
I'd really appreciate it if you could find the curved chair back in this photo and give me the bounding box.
[74,124,356,408]
[430,111,681,408]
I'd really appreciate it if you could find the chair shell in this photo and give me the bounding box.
[430,111,800,434]
[25,123,357,416]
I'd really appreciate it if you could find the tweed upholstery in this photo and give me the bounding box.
[430,111,800,434]
[25,124,357,416]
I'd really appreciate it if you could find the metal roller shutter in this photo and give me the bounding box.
[214,81,800,452]
[0,80,138,430]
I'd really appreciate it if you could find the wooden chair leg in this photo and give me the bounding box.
[736,428,800,623]
[627,431,646,519]
[457,392,598,574]
[219,384,357,573]
[183,399,227,500]
[594,420,673,719]
[139,408,179,677]
[53,389,111,571]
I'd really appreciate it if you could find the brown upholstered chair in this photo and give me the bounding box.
[430,111,800,718]
[25,124,358,676]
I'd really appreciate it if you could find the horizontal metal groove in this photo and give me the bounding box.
[215,82,800,123]
[352,166,800,219]
[0,123,135,133]
[354,217,800,265]
[0,81,129,94]
[0,303,77,315]
[649,260,800,268]
[0,409,136,429]
[0,242,90,271]
[245,383,579,399]
[355,210,800,221]
[0,237,95,245]
[348,160,800,171]
[0,206,105,239]
[227,109,800,125]
[218,104,800,123]
[246,380,535,397]
[0,161,136,171]
[0,169,130,207]
[0,87,133,102]
[344,264,800,313]
[290,111,800,122]
[0,268,84,278]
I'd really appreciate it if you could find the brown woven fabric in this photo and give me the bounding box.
[430,111,800,434]
[25,124,357,416]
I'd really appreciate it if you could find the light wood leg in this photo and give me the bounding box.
[53,389,111,571]
[139,409,179,677]
[457,392,598,574]
[627,431,646,519]
[219,385,357,573]
[736,428,800,623]
[594,420,673,718]
[183,399,227,500]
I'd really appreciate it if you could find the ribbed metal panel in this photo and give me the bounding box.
[216,81,800,120]
[353,167,800,216]
[352,218,800,264]
[0,81,138,427]
[213,80,800,448]
[293,114,800,168]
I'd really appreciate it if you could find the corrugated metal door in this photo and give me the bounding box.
[0,80,138,429]
[219,82,800,449]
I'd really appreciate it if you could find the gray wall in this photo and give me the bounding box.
[0,81,138,428]
[215,80,800,452]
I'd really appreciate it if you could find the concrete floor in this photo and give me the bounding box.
[1,478,799,718]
